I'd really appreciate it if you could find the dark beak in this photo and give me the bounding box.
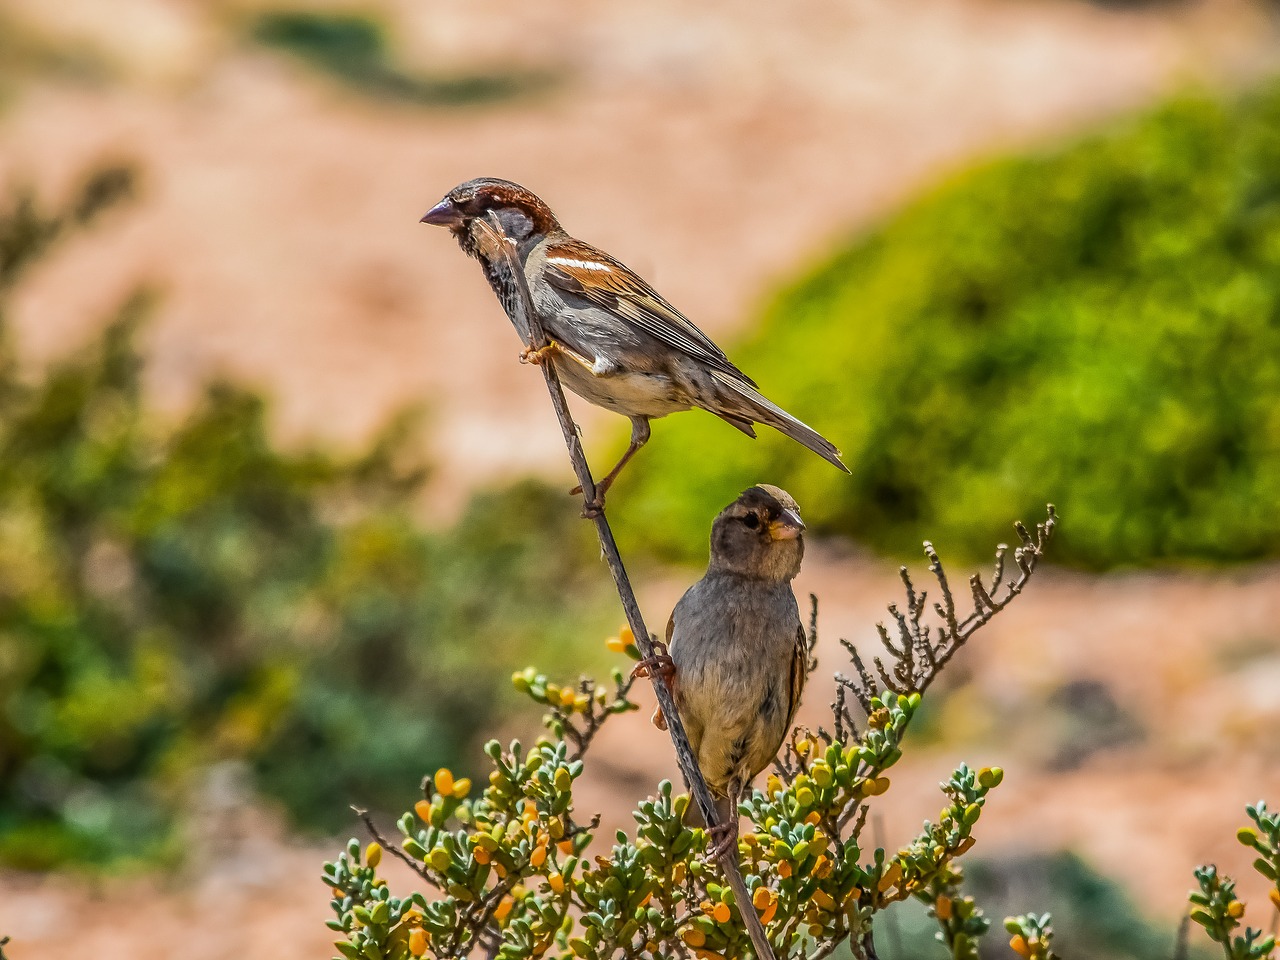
[420,199,463,227]
[768,508,805,541]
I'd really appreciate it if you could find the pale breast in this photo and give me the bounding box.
[552,356,693,419]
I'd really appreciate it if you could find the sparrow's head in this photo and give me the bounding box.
[420,178,560,244]
[709,484,805,582]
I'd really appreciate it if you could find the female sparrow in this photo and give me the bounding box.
[421,179,848,504]
[643,484,809,857]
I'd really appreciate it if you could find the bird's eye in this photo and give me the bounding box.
[741,513,759,529]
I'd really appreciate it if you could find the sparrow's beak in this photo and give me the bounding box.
[420,199,463,227]
[768,509,805,541]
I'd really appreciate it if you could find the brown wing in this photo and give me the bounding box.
[784,623,808,733]
[543,238,756,386]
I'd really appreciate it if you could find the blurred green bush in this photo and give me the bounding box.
[248,10,559,108]
[616,85,1280,569]
[0,168,610,870]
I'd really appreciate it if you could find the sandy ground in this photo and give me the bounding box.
[3,0,1280,956]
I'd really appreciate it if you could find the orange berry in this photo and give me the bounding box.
[712,902,731,923]
[530,844,547,868]
[434,769,454,796]
[409,928,428,957]
[935,895,952,920]
[414,800,432,822]
[494,895,514,921]
[548,873,566,894]
[1270,887,1280,911]
[682,928,706,948]
[1009,935,1031,958]
[474,847,491,865]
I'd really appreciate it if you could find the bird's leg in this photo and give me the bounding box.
[573,417,651,511]
[520,341,561,365]
[706,785,742,861]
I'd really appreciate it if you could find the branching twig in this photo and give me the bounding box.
[476,214,778,960]
[353,806,434,885]
[839,505,1056,704]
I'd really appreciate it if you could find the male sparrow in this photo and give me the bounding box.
[644,484,809,857]
[421,179,848,504]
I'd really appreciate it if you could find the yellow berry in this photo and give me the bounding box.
[364,842,382,869]
[548,873,566,894]
[620,626,634,645]
[434,769,454,797]
[1227,900,1245,918]
[1270,887,1280,911]
[606,635,627,653]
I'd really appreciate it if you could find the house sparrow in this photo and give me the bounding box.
[641,484,809,857]
[420,179,849,505]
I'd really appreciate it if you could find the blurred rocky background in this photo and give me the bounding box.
[2,0,1280,957]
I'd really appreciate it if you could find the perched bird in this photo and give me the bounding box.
[420,178,848,506]
[641,484,810,857]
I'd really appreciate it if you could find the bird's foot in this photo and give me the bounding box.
[579,496,605,519]
[520,342,560,366]
[630,643,675,685]
[706,820,740,861]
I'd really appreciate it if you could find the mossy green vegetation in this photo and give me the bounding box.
[0,168,611,869]
[617,84,1280,569]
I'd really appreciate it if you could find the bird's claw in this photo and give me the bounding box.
[705,820,739,861]
[630,644,675,684]
[580,497,605,519]
[520,342,560,365]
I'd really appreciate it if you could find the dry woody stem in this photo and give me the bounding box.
[477,213,779,960]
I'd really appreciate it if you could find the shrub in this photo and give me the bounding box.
[615,83,1280,569]
[321,509,1059,960]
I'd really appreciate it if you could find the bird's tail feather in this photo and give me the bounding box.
[712,372,849,473]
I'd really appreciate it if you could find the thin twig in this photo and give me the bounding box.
[478,214,778,960]
[353,806,434,885]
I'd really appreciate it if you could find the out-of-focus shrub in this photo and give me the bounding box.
[0,168,611,870]
[247,10,560,107]
[616,85,1280,569]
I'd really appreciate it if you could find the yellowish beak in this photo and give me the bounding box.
[768,509,805,541]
